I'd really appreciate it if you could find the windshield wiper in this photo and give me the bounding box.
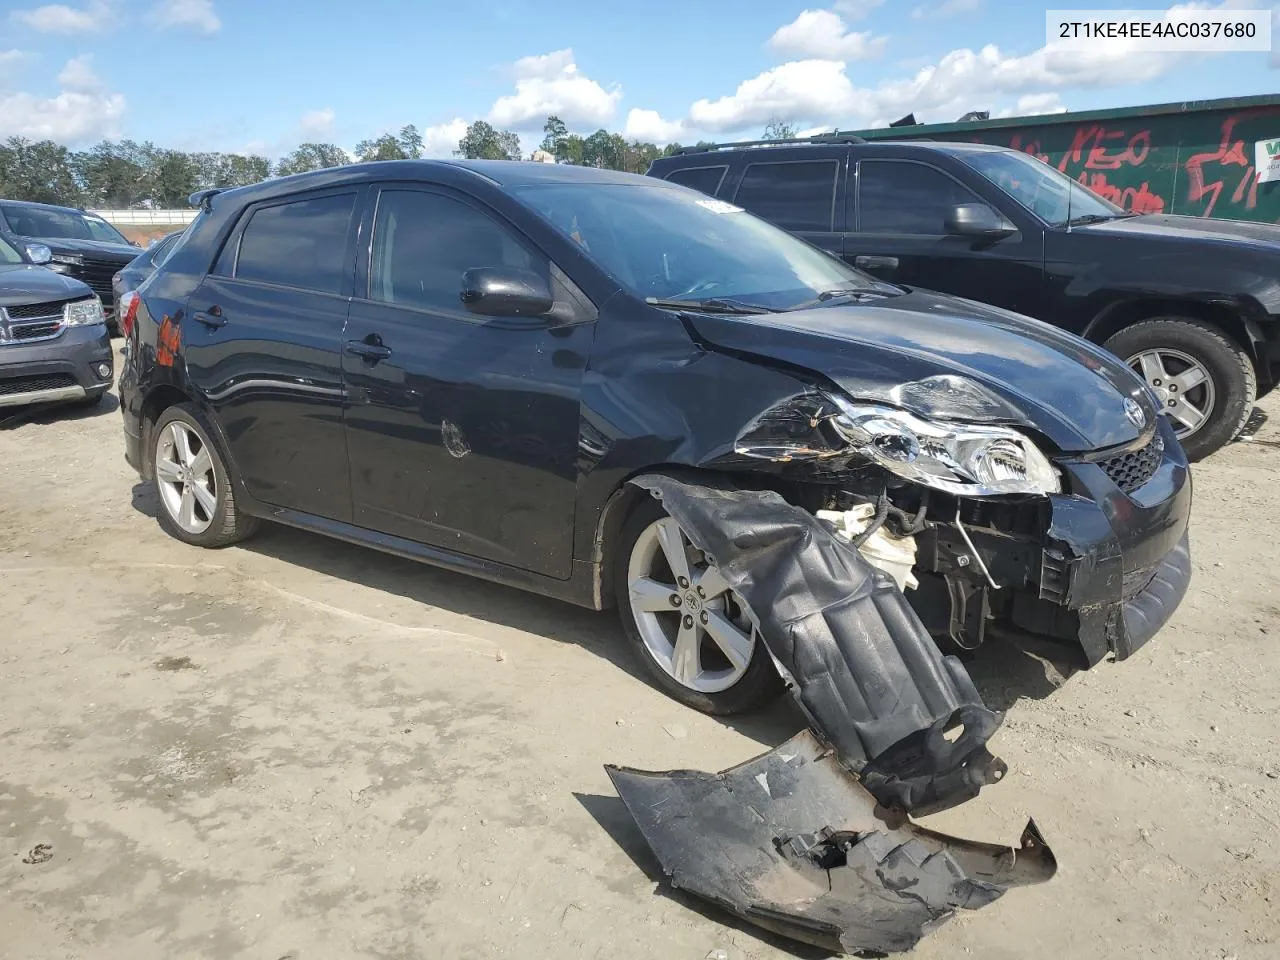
[645,297,776,315]
[1065,213,1134,226]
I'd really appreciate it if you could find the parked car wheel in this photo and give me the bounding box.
[614,497,781,715]
[1105,317,1256,461]
[152,404,258,548]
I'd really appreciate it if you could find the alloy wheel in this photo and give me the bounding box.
[154,421,217,535]
[1128,347,1216,439]
[626,517,758,694]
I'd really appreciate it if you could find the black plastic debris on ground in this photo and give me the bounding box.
[607,731,1055,956]
[629,474,1005,815]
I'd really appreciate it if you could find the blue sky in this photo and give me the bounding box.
[1,0,1277,159]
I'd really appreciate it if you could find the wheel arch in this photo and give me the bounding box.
[592,465,751,611]
[137,383,194,480]
[1082,297,1264,378]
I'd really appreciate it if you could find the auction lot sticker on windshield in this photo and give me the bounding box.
[696,199,744,215]
[1046,9,1270,52]
[1257,138,1280,185]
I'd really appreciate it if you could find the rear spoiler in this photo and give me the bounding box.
[188,188,223,212]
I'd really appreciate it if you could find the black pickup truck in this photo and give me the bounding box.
[649,137,1280,460]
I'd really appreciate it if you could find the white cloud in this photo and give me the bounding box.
[0,50,29,80]
[487,49,621,129]
[768,9,887,61]
[298,107,335,139]
[912,0,983,20]
[421,118,468,158]
[10,1,112,33]
[56,53,100,92]
[150,0,220,34]
[688,0,1247,133]
[623,108,685,144]
[833,0,884,18]
[0,54,125,143]
[690,59,857,132]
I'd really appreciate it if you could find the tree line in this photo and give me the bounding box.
[0,116,799,210]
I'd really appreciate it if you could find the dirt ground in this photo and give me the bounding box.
[1,343,1277,960]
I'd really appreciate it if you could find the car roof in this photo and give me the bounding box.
[653,139,1014,164]
[0,198,86,214]
[202,159,671,214]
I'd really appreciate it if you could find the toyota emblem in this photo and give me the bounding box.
[1124,397,1146,429]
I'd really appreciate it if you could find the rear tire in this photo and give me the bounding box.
[1104,317,1255,462]
[152,403,259,548]
[613,496,781,715]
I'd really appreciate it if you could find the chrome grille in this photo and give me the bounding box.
[5,299,71,320]
[1099,434,1164,494]
[0,303,65,345]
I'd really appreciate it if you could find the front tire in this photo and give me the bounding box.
[152,403,258,548]
[1105,317,1256,462]
[613,497,781,715]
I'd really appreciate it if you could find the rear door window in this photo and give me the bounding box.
[857,160,984,235]
[233,192,356,295]
[664,165,728,196]
[733,160,838,232]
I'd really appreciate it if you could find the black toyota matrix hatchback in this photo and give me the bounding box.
[118,160,1191,714]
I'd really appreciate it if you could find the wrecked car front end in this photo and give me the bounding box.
[683,294,1194,670]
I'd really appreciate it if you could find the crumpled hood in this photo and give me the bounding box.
[19,235,140,262]
[685,289,1154,452]
[0,263,94,306]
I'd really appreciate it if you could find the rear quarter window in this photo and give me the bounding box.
[733,159,838,232]
[663,165,728,196]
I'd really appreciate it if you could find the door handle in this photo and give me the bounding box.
[192,306,227,328]
[345,337,392,362]
[854,255,899,271]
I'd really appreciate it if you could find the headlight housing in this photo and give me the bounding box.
[64,297,105,327]
[24,243,52,265]
[829,394,1061,497]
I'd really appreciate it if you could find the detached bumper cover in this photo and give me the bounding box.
[607,731,1056,956]
[631,475,1005,815]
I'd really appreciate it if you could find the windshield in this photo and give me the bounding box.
[0,235,22,265]
[513,182,884,310]
[959,150,1125,226]
[0,203,131,245]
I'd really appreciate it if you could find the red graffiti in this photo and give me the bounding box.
[1183,114,1257,218]
[1008,134,1050,164]
[1060,125,1152,172]
[1077,172,1165,214]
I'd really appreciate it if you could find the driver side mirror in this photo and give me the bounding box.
[945,203,1016,241]
[460,266,554,318]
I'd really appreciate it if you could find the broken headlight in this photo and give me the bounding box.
[829,394,1061,497]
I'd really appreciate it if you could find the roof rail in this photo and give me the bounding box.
[672,134,866,155]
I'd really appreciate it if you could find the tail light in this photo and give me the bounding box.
[120,290,141,338]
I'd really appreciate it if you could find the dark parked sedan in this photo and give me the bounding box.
[1,235,113,409]
[118,160,1190,715]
